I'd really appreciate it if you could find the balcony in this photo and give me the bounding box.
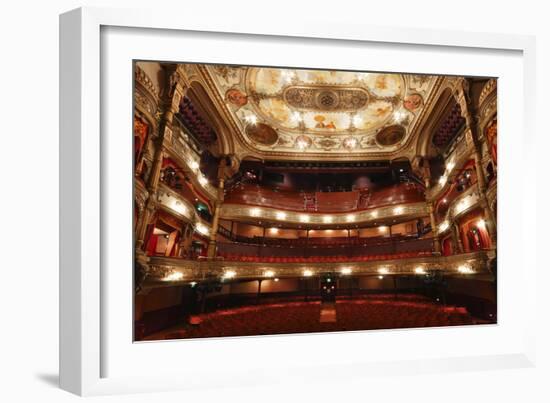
[224,182,425,214]
[145,250,494,286]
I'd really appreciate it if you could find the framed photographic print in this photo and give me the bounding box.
[60,6,537,396]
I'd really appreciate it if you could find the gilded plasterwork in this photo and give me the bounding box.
[206,65,439,155]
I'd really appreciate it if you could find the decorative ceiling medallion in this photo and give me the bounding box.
[246,123,279,146]
[225,88,248,108]
[295,135,313,150]
[343,137,359,150]
[376,125,406,146]
[283,86,369,112]
[403,93,423,112]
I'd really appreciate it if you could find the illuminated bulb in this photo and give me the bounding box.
[291,111,302,123]
[275,211,287,220]
[299,214,310,223]
[346,214,356,222]
[198,175,208,187]
[378,267,389,275]
[245,114,258,125]
[189,160,199,170]
[378,275,384,280]
[371,211,379,218]
[195,223,209,236]
[264,270,275,278]
[439,176,447,186]
[274,278,279,282]
[323,215,333,224]
[162,271,184,282]
[393,206,404,214]
[296,139,309,150]
[446,161,455,171]
[269,227,279,234]
[439,221,449,233]
[414,267,426,275]
[250,208,261,217]
[457,265,474,274]
[378,226,387,233]
[343,137,359,150]
[393,110,406,123]
[476,219,486,229]
[352,115,363,127]
[341,267,352,275]
[303,270,313,277]
[189,281,197,287]
[223,270,236,279]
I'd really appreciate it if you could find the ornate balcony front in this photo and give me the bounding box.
[144,250,494,288]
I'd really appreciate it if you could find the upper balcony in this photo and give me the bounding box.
[224,182,425,214]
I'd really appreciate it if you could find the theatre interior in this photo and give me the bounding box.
[133,62,497,341]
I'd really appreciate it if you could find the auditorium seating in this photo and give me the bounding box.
[215,237,434,261]
[224,182,425,213]
[152,295,474,340]
[217,250,432,263]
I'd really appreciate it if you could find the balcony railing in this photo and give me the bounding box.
[216,237,434,259]
[145,250,494,286]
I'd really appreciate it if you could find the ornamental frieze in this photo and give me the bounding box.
[283,86,370,112]
[145,251,491,285]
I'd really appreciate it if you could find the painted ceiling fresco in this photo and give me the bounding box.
[207,65,439,156]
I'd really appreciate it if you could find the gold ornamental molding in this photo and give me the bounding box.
[479,79,497,108]
[219,202,428,227]
[162,125,218,201]
[145,250,493,286]
[134,65,160,126]
[436,186,481,236]
[426,129,475,201]
[156,183,212,237]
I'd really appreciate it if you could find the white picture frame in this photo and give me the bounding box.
[60,6,537,396]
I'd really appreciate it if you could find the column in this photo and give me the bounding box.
[453,222,464,254]
[135,69,185,252]
[457,79,497,246]
[428,201,441,254]
[178,223,194,258]
[206,177,225,258]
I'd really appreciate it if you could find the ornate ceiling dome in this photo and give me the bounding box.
[207,65,439,158]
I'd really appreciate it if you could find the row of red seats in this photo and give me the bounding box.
[154,297,473,340]
[218,251,433,263]
[232,235,417,247]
